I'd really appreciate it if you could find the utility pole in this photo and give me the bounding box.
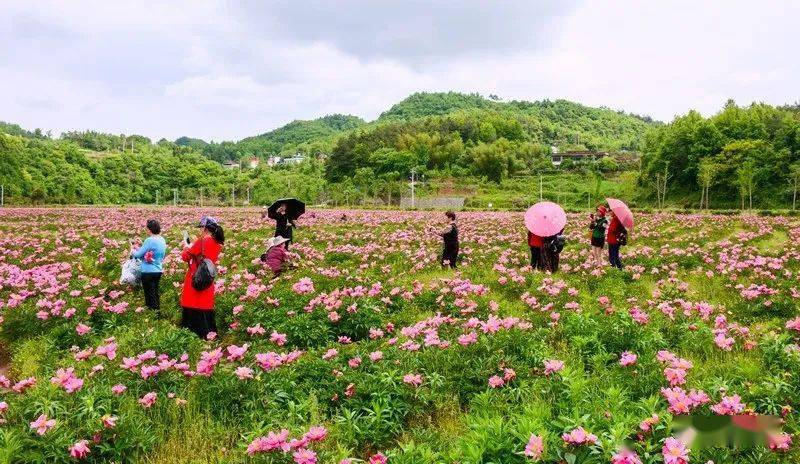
[539,174,543,201]
[410,169,417,208]
[173,188,178,206]
[155,190,159,205]
[247,186,251,205]
[200,188,204,207]
[1,185,4,207]
[231,186,235,207]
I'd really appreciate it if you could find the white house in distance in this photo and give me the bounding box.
[550,148,609,166]
[248,157,260,169]
[281,155,306,165]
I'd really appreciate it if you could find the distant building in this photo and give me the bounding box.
[223,161,241,170]
[550,150,609,166]
[248,157,260,169]
[266,156,282,167]
[281,155,306,165]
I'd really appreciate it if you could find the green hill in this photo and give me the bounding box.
[236,114,366,156]
[376,92,656,151]
[378,92,496,120]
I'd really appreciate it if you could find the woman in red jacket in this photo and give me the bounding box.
[606,211,624,269]
[527,231,544,270]
[180,216,225,339]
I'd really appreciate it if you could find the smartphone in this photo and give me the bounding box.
[182,230,190,246]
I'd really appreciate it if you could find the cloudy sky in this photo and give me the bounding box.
[2,1,798,141]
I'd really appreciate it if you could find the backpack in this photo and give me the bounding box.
[191,239,218,291]
[548,233,566,254]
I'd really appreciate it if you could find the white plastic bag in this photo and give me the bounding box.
[120,258,141,285]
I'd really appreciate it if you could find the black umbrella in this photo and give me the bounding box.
[267,198,305,221]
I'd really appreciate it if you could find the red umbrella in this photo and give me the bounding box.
[524,202,567,237]
[606,198,634,230]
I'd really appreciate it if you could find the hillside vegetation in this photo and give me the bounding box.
[2,92,799,209]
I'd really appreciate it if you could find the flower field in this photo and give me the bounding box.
[1,207,799,463]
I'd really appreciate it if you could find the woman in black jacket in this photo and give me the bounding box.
[265,204,296,249]
[435,211,459,269]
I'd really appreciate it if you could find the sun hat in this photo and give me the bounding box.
[267,236,290,249]
[198,216,218,228]
[596,205,607,216]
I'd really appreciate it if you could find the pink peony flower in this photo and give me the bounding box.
[524,433,544,460]
[69,440,91,459]
[101,414,117,428]
[662,437,689,464]
[710,395,745,415]
[403,373,423,387]
[303,426,328,442]
[235,366,254,380]
[768,432,792,451]
[30,414,56,435]
[619,351,638,367]
[488,375,505,388]
[293,448,317,464]
[111,384,127,395]
[562,427,598,446]
[543,359,564,376]
[369,452,388,464]
[611,449,642,464]
[75,323,91,335]
[138,392,157,408]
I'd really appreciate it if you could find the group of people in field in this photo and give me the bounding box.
[126,202,627,339]
[432,203,628,272]
[126,203,296,339]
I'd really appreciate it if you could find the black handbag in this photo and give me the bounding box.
[191,238,217,291]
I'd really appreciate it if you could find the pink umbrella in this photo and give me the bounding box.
[524,202,567,237]
[606,198,634,230]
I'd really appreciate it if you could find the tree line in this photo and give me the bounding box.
[641,100,800,209]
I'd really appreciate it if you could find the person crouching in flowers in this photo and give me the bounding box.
[260,236,290,277]
[431,210,459,269]
[180,216,224,339]
[587,205,607,266]
[129,219,167,314]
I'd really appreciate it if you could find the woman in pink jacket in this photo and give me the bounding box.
[261,236,290,276]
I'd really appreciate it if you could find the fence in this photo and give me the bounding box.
[399,196,465,209]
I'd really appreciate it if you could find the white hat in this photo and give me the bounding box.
[267,236,290,249]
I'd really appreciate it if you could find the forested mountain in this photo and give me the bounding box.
[378,92,655,149]
[236,114,365,156]
[325,93,655,183]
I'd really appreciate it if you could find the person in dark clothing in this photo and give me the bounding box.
[265,204,296,249]
[541,229,565,273]
[435,211,459,269]
[588,205,608,266]
[527,231,544,270]
[607,211,625,269]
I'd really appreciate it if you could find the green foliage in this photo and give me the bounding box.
[641,100,800,208]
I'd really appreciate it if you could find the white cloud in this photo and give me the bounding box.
[1,0,797,141]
